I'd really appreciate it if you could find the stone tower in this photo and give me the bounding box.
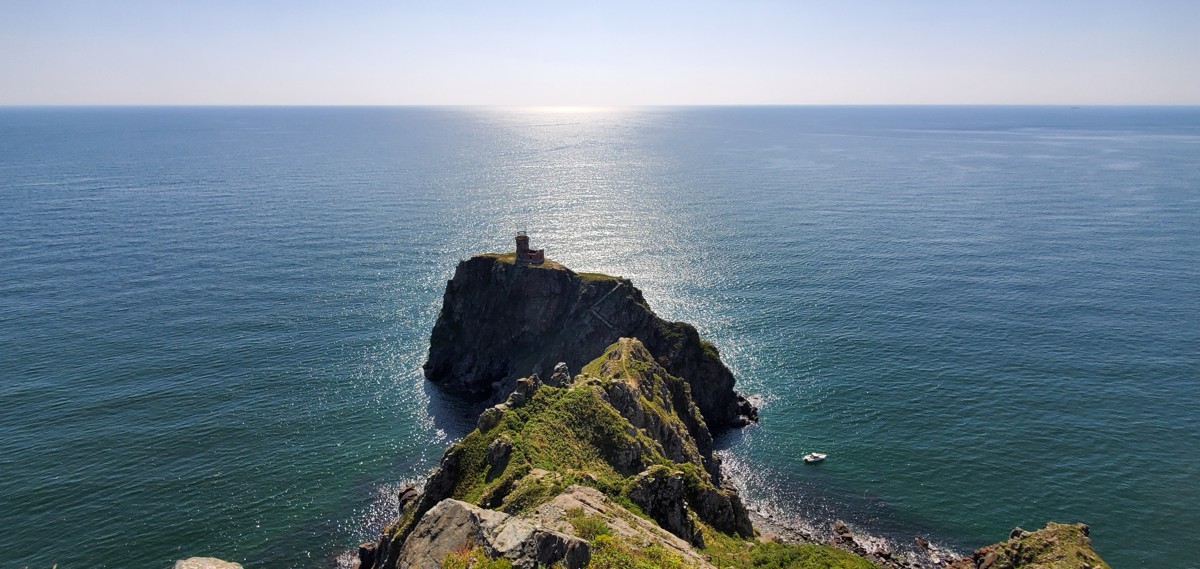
[515,231,545,264]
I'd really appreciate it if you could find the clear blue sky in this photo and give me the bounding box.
[2,0,1197,105]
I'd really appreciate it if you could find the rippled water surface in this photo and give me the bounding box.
[1,107,1198,568]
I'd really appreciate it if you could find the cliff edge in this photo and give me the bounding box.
[423,254,757,428]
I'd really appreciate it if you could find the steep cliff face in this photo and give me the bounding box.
[423,254,756,428]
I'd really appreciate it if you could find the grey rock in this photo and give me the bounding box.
[626,468,700,546]
[485,435,514,479]
[528,485,714,568]
[546,362,571,387]
[397,484,420,513]
[477,404,506,431]
[505,376,539,406]
[397,499,589,569]
[690,484,753,537]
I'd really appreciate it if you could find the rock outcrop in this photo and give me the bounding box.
[362,337,754,568]
[526,485,714,568]
[354,251,1113,569]
[394,499,589,569]
[423,254,756,428]
[947,523,1111,569]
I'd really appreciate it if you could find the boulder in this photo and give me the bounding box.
[547,362,572,387]
[396,499,589,569]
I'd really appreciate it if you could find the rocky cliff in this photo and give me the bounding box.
[423,254,757,428]
[362,337,756,569]
[350,253,1113,569]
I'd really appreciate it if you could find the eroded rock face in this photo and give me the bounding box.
[423,255,755,428]
[626,468,701,546]
[691,484,754,538]
[396,499,590,569]
[591,338,718,480]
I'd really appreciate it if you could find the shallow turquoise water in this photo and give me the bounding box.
[1,107,1197,567]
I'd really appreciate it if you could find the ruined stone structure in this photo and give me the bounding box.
[515,231,545,264]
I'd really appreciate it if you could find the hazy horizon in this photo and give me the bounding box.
[3,0,1198,106]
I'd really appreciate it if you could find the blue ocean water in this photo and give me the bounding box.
[1,107,1197,568]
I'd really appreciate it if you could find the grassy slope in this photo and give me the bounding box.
[416,338,877,568]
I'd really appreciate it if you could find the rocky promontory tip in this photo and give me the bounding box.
[355,237,1113,569]
[947,523,1111,569]
[423,245,756,429]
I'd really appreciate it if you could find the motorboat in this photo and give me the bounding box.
[803,452,827,464]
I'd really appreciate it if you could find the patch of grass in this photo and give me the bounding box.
[565,508,614,541]
[589,534,696,569]
[433,379,673,515]
[748,542,878,569]
[578,271,620,282]
[440,545,514,569]
[481,252,517,264]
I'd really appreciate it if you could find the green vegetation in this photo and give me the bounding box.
[403,338,880,569]
[977,523,1111,569]
[682,529,878,569]
[481,252,517,264]
[436,382,671,514]
[747,542,878,569]
[589,535,694,569]
[578,271,620,282]
[440,546,514,569]
[566,508,694,569]
[565,508,614,541]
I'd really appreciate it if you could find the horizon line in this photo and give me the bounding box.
[3,103,1200,109]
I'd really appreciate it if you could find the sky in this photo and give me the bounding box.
[1,0,1197,105]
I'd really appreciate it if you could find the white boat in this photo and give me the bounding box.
[803,452,827,464]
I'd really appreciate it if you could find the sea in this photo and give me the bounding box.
[1,106,1197,568]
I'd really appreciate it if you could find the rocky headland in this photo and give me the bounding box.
[340,249,1113,569]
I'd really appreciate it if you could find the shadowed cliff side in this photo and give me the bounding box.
[423,254,756,429]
